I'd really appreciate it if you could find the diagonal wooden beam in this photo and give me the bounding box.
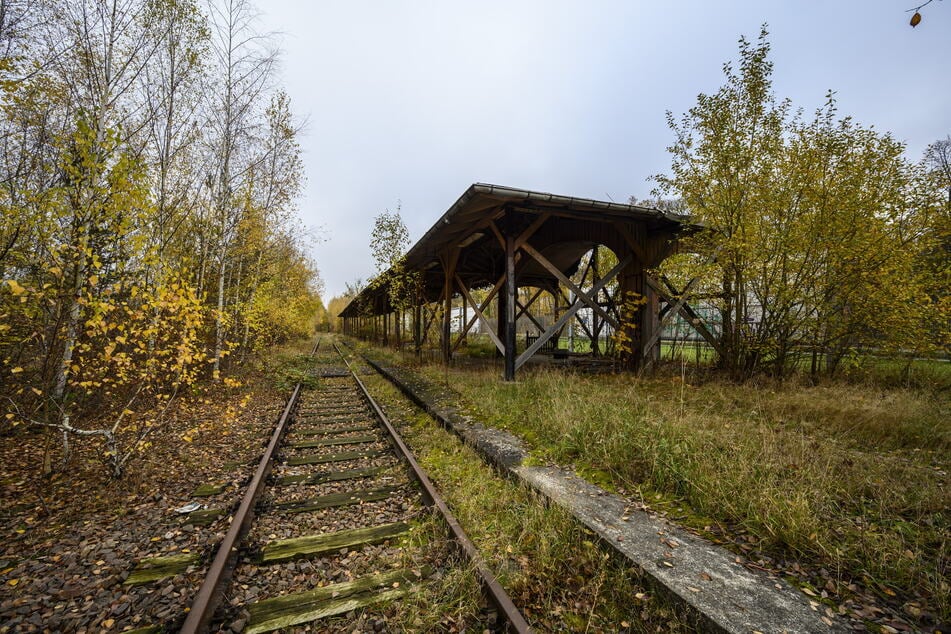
[515,287,544,321]
[576,250,596,289]
[455,275,505,355]
[640,247,721,358]
[488,219,506,249]
[603,286,621,323]
[521,242,620,331]
[420,301,440,345]
[646,275,724,357]
[514,212,551,250]
[516,255,631,370]
[557,287,594,339]
[641,274,704,357]
[451,275,504,353]
[516,298,546,334]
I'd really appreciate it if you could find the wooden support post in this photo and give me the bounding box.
[593,252,602,356]
[504,227,517,381]
[393,310,398,348]
[413,304,422,356]
[461,294,467,346]
[641,277,659,365]
[496,287,506,358]
[441,249,459,364]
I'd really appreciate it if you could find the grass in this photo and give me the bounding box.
[358,366,698,632]
[263,343,324,391]
[405,360,950,625]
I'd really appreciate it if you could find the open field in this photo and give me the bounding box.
[388,351,951,628]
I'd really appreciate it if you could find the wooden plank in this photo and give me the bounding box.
[299,407,363,417]
[301,401,363,408]
[124,626,162,634]
[124,553,199,586]
[275,486,401,514]
[301,401,363,410]
[293,424,376,436]
[297,413,365,423]
[260,521,410,563]
[192,483,228,497]
[274,465,388,487]
[290,434,378,449]
[286,449,384,466]
[245,568,429,634]
[187,508,224,526]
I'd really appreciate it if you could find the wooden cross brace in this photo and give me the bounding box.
[515,253,632,370]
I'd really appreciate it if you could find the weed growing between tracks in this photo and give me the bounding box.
[390,514,487,631]
[361,372,696,633]
[416,363,949,629]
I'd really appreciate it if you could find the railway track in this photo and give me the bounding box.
[176,339,529,633]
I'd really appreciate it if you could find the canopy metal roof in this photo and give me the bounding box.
[340,183,694,317]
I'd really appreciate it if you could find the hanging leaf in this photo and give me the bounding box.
[910,11,922,26]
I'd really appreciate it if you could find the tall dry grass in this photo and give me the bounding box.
[428,365,950,620]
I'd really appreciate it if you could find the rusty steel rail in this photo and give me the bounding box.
[334,343,532,634]
[180,338,320,634]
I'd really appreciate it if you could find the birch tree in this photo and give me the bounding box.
[203,0,276,374]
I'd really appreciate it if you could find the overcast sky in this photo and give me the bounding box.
[255,1,951,301]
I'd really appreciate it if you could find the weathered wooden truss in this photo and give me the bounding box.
[340,184,701,380]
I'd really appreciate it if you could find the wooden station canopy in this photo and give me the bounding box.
[341,183,698,380]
